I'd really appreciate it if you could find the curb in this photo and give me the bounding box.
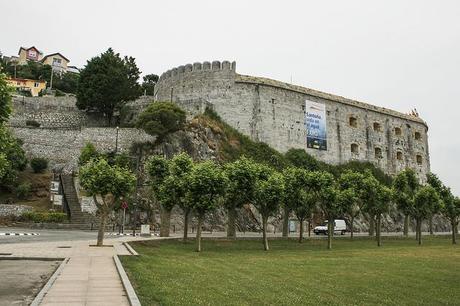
[113,255,141,306]
[0,257,65,261]
[123,242,139,256]
[30,257,69,306]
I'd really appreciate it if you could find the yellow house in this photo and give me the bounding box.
[17,46,43,65]
[7,78,47,97]
[41,53,70,72]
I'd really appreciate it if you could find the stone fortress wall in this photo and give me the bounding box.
[155,60,430,180]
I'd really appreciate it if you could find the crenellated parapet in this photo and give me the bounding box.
[159,60,236,81]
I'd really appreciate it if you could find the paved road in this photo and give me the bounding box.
[0,259,61,306]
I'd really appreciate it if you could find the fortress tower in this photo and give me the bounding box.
[155,60,430,180]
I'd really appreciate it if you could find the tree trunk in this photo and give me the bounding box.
[369,216,375,237]
[298,219,304,243]
[183,209,190,242]
[97,211,107,246]
[451,220,457,244]
[196,214,203,252]
[262,215,269,251]
[415,219,419,241]
[227,207,237,239]
[417,218,422,245]
[429,215,434,235]
[350,215,354,240]
[403,214,409,237]
[282,206,289,238]
[376,215,381,247]
[308,218,311,237]
[160,207,171,237]
[327,216,333,250]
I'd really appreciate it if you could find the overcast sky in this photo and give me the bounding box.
[2,0,459,194]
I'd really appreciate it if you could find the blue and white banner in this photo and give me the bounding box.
[305,100,327,150]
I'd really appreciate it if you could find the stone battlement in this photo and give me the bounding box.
[159,60,236,81]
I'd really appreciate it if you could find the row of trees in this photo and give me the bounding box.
[145,153,460,252]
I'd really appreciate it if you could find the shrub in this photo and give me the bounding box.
[15,183,31,199]
[30,157,48,173]
[20,211,67,223]
[25,120,41,128]
[78,142,99,166]
[136,102,186,141]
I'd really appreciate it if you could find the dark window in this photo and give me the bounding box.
[414,132,421,140]
[351,143,359,154]
[375,147,382,158]
[395,127,402,136]
[396,151,403,160]
[349,117,358,128]
[373,122,381,132]
[416,155,423,165]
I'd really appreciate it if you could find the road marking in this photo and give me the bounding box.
[0,233,40,236]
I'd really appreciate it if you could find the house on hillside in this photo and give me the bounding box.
[17,46,44,64]
[41,53,70,72]
[6,77,47,96]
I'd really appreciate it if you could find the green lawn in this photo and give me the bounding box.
[121,236,460,306]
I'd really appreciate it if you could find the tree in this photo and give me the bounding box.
[426,173,460,244]
[306,171,340,249]
[361,173,392,246]
[77,48,141,125]
[393,169,419,236]
[145,155,171,237]
[252,165,284,251]
[223,156,258,239]
[141,74,159,96]
[167,152,194,241]
[187,161,227,252]
[79,158,136,246]
[0,73,12,124]
[338,171,366,239]
[412,185,441,245]
[283,167,315,243]
[0,125,27,188]
[136,102,186,142]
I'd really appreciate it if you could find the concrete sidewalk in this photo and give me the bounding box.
[0,236,145,306]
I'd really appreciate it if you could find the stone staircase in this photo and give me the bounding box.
[60,173,98,227]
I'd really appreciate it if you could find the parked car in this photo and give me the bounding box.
[313,219,347,235]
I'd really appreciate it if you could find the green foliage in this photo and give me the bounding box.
[331,160,393,186]
[427,172,459,221]
[79,158,136,198]
[51,70,79,94]
[306,170,340,218]
[392,168,420,216]
[15,182,31,199]
[136,102,186,141]
[283,167,315,222]
[224,156,259,210]
[141,74,159,96]
[253,170,284,216]
[78,143,99,166]
[145,155,170,194]
[30,157,48,173]
[0,73,12,124]
[0,125,27,187]
[413,185,441,221]
[157,153,194,211]
[202,108,288,169]
[21,211,67,223]
[284,148,322,171]
[187,161,228,216]
[0,153,12,184]
[77,48,141,124]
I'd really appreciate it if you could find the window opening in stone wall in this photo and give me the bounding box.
[373,122,381,132]
[349,117,358,128]
[351,143,359,154]
[416,155,423,165]
[396,151,403,160]
[414,132,421,140]
[374,147,382,159]
[395,127,402,136]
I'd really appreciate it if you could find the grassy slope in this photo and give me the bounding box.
[121,237,460,306]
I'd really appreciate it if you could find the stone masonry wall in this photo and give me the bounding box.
[155,60,430,181]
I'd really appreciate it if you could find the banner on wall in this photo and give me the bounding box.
[305,100,327,150]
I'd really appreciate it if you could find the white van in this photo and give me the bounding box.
[313,219,347,235]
